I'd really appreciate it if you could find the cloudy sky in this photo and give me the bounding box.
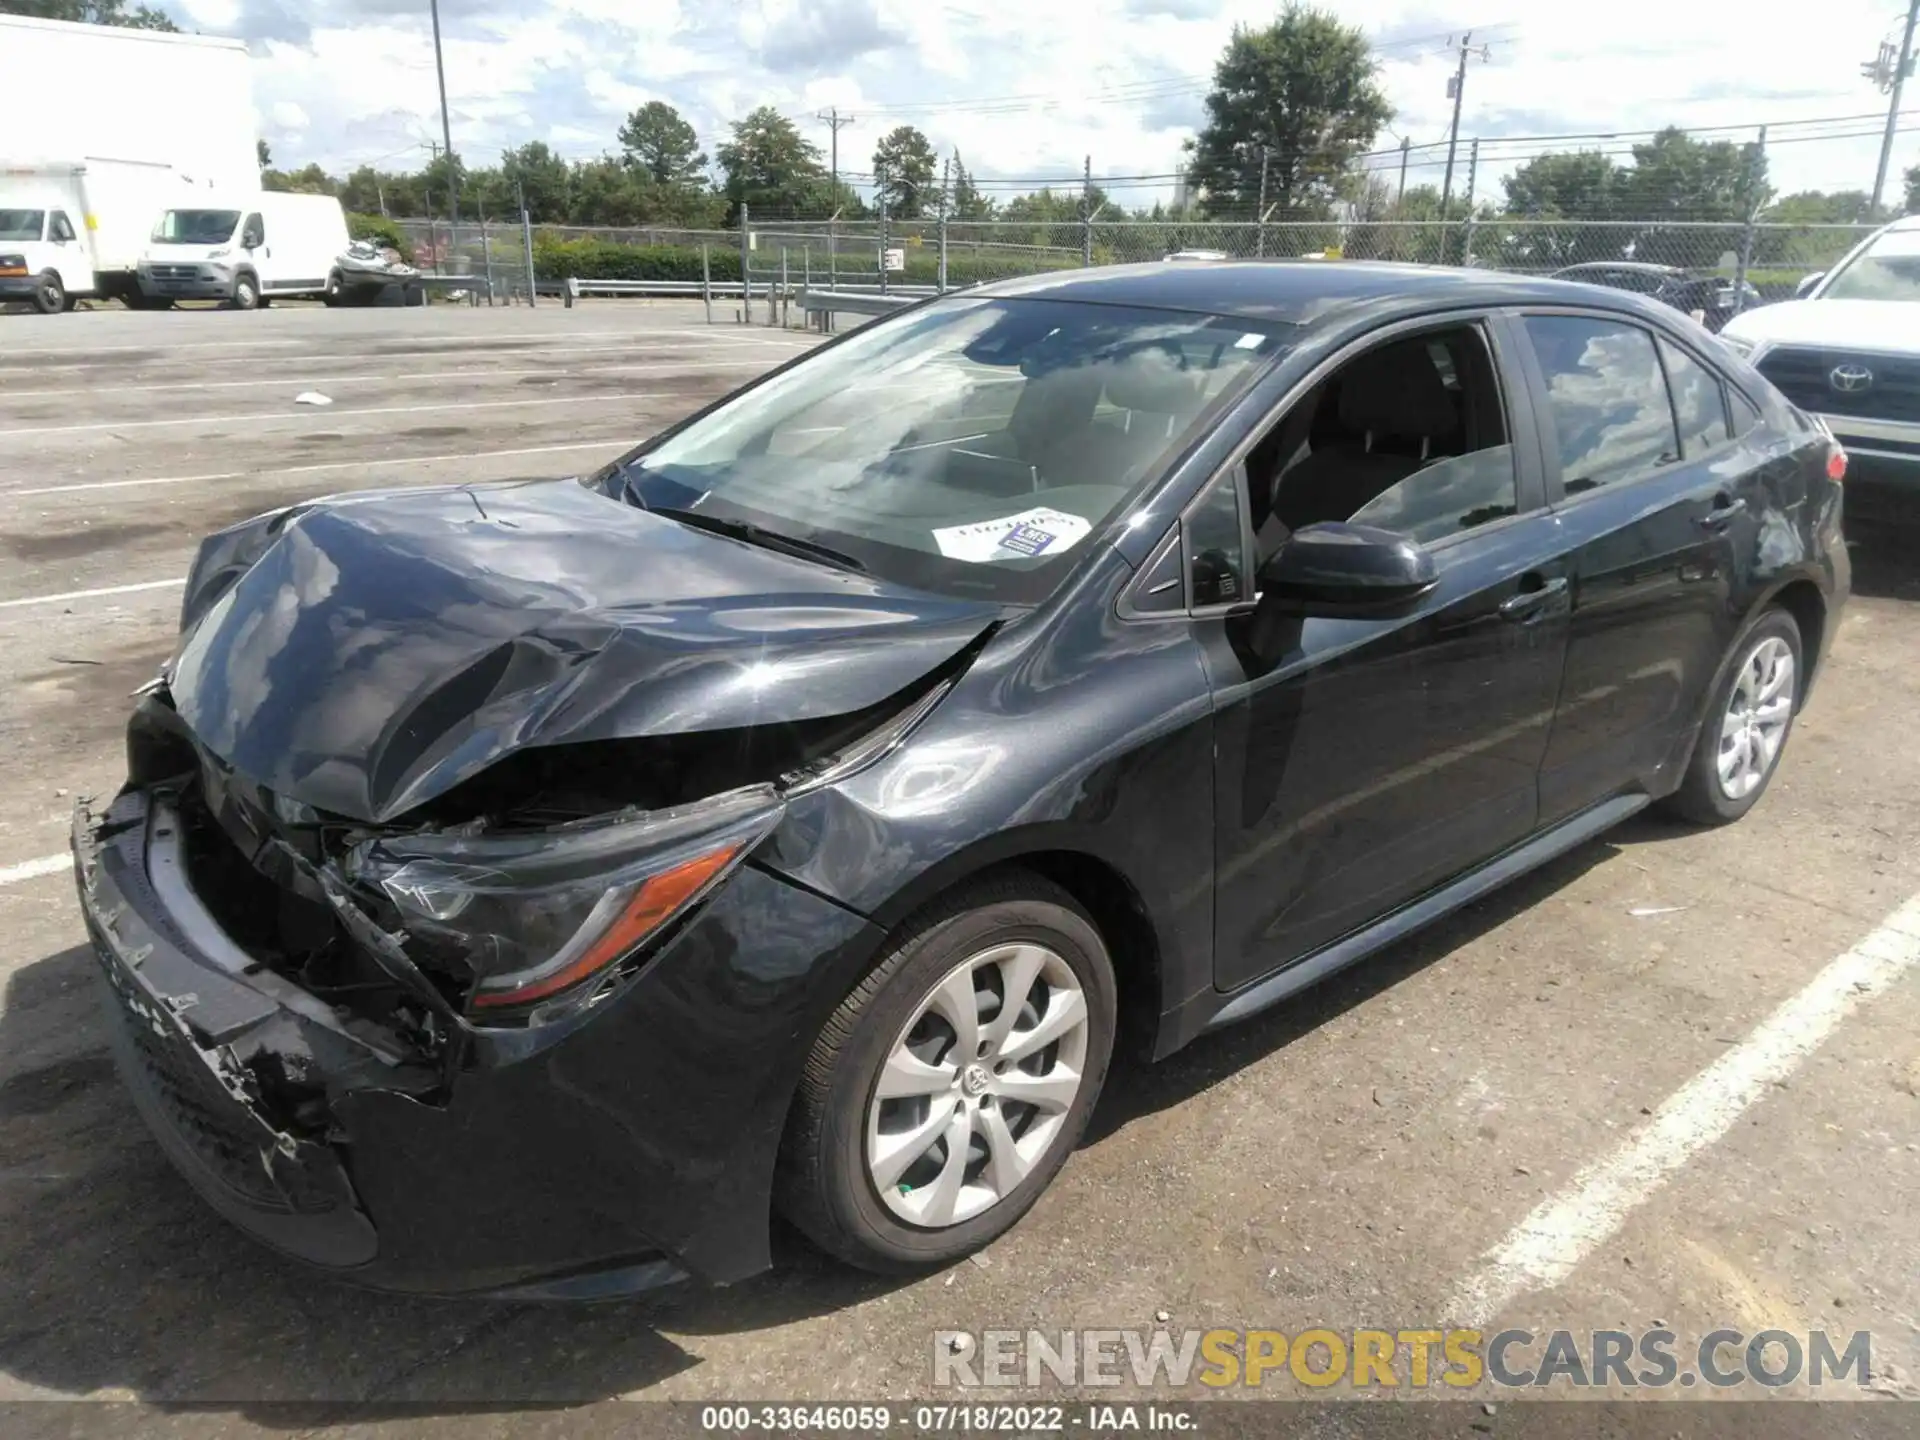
[175,0,1919,204]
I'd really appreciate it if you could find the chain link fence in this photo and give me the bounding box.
[380,212,1879,314]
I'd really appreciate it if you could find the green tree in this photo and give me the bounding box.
[0,0,178,29]
[500,141,571,222]
[1620,127,1765,223]
[338,166,398,216]
[566,156,644,226]
[618,101,706,187]
[716,106,826,219]
[950,152,995,219]
[1188,5,1391,217]
[872,125,938,219]
[261,162,336,195]
[1764,190,1883,225]
[416,151,467,220]
[256,138,271,168]
[1903,162,1918,216]
[1501,151,1622,219]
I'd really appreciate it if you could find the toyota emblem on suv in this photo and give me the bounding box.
[1829,363,1874,392]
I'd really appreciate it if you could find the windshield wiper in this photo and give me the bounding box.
[649,505,868,574]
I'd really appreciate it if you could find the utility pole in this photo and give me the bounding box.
[1396,135,1411,208]
[815,107,856,208]
[1439,32,1489,217]
[1867,0,1919,215]
[1255,147,1270,256]
[816,107,855,297]
[937,155,950,293]
[1082,154,1095,267]
[429,0,460,269]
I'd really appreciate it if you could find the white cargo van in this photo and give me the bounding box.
[0,160,207,312]
[137,193,353,309]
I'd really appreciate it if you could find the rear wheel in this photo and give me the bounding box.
[1663,607,1802,825]
[778,874,1116,1272]
[32,271,64,315]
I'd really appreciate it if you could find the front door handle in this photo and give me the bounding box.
[1699,495,1747,531]
[1498,574,1569,622]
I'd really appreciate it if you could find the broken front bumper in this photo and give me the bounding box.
[74,786,886,1298]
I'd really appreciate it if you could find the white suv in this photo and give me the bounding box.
[1720,215,1920,489]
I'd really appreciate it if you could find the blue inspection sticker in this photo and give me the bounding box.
[997,523,1058,557]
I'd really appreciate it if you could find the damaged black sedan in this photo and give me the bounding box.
[77,262,1848,1297]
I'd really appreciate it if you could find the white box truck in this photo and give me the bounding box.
[0,15,258,311]
[137,192,353,309]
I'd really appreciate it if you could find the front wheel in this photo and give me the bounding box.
[229,272,260,310]
[322,270,345,307]
[32,272,64,315]
[1662,607,1803,826]
[778,874,1116,1272]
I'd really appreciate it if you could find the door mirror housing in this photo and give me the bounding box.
[241,223,264,250]
[1794,272,1824,299]
[1256,522,1439,619]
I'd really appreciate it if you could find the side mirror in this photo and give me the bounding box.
[1256,521,1438,619]
[1795,272,1824,299]
[242,228,263,250]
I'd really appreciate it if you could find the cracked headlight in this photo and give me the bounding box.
[345,785,783,1017]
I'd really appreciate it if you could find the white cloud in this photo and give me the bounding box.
[206,0,1915,204]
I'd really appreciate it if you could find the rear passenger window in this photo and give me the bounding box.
[1523,316,1679,495]
[1657,337,1731,458]
[1729,391,1761,437]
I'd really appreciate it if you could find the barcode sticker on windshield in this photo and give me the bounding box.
[932,507,1093,563]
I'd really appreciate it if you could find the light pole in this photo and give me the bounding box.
[429,0,460,269]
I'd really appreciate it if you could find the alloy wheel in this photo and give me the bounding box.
[1716,635,1794,800]
[866,942,1089,1228]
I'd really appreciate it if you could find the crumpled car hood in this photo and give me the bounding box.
[168,478,999,823]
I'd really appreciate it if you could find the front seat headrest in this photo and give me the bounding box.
[1336,343,1457,438]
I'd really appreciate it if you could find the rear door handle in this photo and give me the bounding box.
[1699,496,1747,531]
[1498,575,1568,621]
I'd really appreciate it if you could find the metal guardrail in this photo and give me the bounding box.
[564,278,749,301]
[797,289,917,318]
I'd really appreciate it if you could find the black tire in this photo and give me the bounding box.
[322,270,345,307]
[32,271,64,315]
[229,272,260,311]
[777,873,1117,1273]
[1662,607,1803,826]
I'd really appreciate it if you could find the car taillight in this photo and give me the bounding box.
[1827,445,1847,483]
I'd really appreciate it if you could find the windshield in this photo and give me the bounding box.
[151,209,241,245]
[1821,228,1920,302]
[614,296,1289,603]
[0,209,45,242]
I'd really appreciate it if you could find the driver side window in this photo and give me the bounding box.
[49,212,76,242]
[1246,323,1519,556]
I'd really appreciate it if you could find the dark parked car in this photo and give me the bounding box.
[76,261,1848,1298]
[1549,261,1763,332]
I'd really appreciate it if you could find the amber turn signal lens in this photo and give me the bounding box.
[470,843,742,1009]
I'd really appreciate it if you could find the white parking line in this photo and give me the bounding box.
[8,438,633,497]
[0,577,183,610]
[1450,888,1920,1327]
[0,390,671,439]
[2,357,771,400]
[0,853,72,886]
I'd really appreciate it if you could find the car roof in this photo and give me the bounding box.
[969,259,1671,326]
